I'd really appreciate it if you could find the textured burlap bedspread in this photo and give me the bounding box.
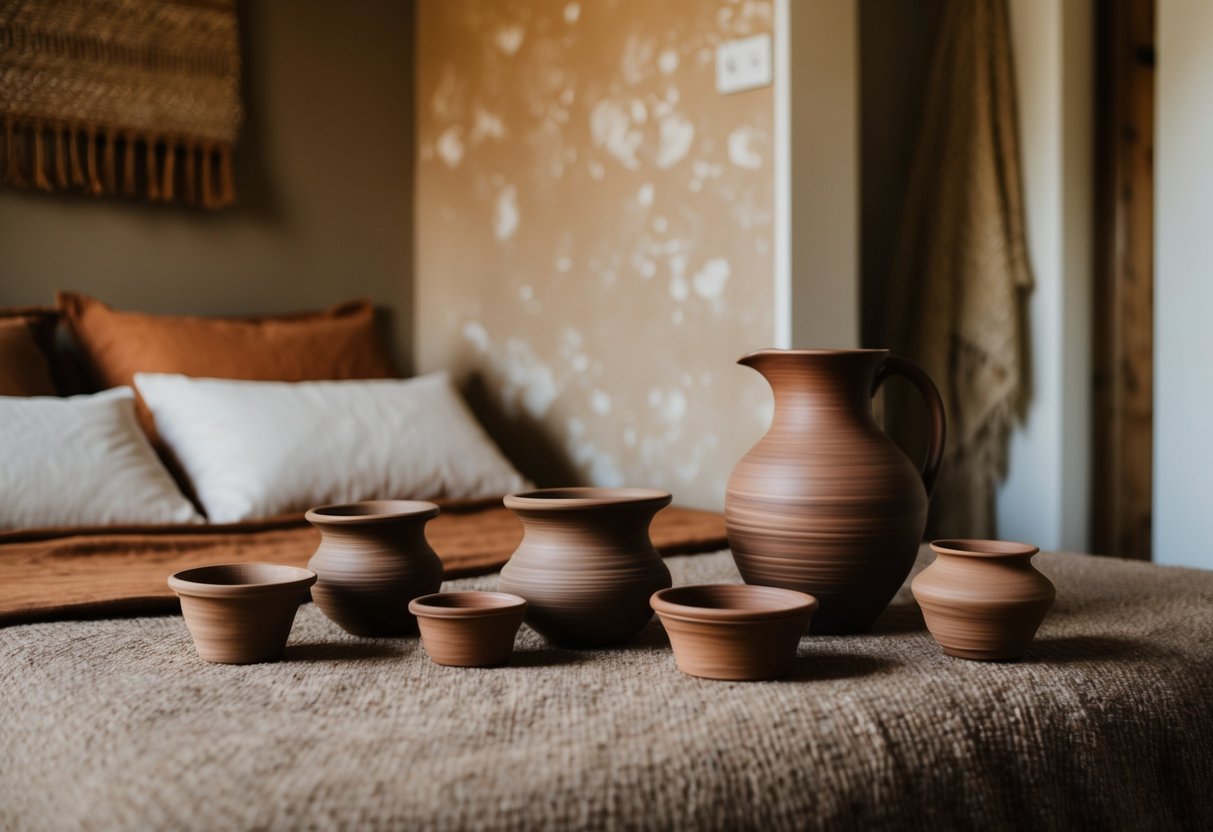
[3,548,1212,830]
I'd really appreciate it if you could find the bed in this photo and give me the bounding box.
[3,296,1211,829]
[3,540,1212,830]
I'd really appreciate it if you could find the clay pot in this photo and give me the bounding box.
[651,584,818,681]
[409,591,527,667]
[912,539,1056,660]
[168,562,316,664]
[726,349,946,634]
[305,500,444,637]
[498,487,673,647]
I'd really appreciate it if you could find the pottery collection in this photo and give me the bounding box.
[409,591,528,667]
[168,562,316,664]
[725,349,946,634]
[169,347,1063,675]
[498,487,673,647]
[912,539,1056,660]
[306,500,444,637]
[651,584,818,681]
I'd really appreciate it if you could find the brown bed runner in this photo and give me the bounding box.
[0,501,727,625]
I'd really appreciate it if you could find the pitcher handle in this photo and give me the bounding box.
[872,355,946,496]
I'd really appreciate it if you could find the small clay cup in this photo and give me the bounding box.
[912,539,1056,661]
[650,584,818,681]
[306,500,444,637]
[168,563,317,664]
[409,591,528,667]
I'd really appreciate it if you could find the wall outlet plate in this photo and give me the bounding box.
[716,33,773,95]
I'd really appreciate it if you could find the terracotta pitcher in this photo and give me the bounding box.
[726,349,945,634]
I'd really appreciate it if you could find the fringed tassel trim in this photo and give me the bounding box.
[103,129,117,193]
[145,137,160,202]
[200,143,214,209]
[218,145,234,206]
[4,115,28,188]
[123,132,137,196]
[183,140,197,205]
[53,124,68,189]
[161,139,176,202]
[32,120,52,191]
[85,125,102,195]
[0,116,236,209]
[68,125,85,187]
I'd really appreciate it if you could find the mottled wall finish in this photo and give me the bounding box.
[417,0,775,509]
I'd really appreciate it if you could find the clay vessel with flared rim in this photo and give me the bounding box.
[725,348,947,634]
[409,591,527,667]
[305,500,444,637]
[651,584,818,681]
[168,562,316,664]
[912,539,1055,660]
[498,487,673,647]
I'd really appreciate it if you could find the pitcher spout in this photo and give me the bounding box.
[737,348,892,421]
[737,348,775,369]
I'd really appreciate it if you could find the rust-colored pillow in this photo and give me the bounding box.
[57,292,399,389]
[0,309,58,397]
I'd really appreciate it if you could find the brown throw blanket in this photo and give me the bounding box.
[2,548,1211,830]
[0,501,727,625]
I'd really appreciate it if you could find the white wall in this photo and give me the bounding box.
[996,0,1092,551]
[1154,0,1213,569]
[775,0,860,349]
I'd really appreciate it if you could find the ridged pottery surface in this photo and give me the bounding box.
[912,539,1055,660]
[168,562,316,664]
[306,501,444,637]
[498,488,673,648]
[409,591,527,667]
[725,349,946,634]
[651,584,818,681]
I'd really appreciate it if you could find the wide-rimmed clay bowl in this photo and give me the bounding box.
[408,591,528,667]
[651,584,818,681]
[168,563,317,664]
[305,500,443,637]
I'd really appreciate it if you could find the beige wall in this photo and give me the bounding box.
[0,0,415,370]
[416,0,776,508]
[782,0,859,350]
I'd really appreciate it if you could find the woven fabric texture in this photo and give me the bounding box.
[885,0,1033,537]
[2,548,1211,830]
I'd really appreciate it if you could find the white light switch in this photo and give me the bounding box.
[716,34,773,95]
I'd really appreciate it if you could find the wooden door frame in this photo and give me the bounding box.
[1091,0,1155,559]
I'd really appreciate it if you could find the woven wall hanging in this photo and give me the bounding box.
[0,0,243,208]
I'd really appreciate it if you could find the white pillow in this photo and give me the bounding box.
[0,387,202,530]
[134,372,529,523]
